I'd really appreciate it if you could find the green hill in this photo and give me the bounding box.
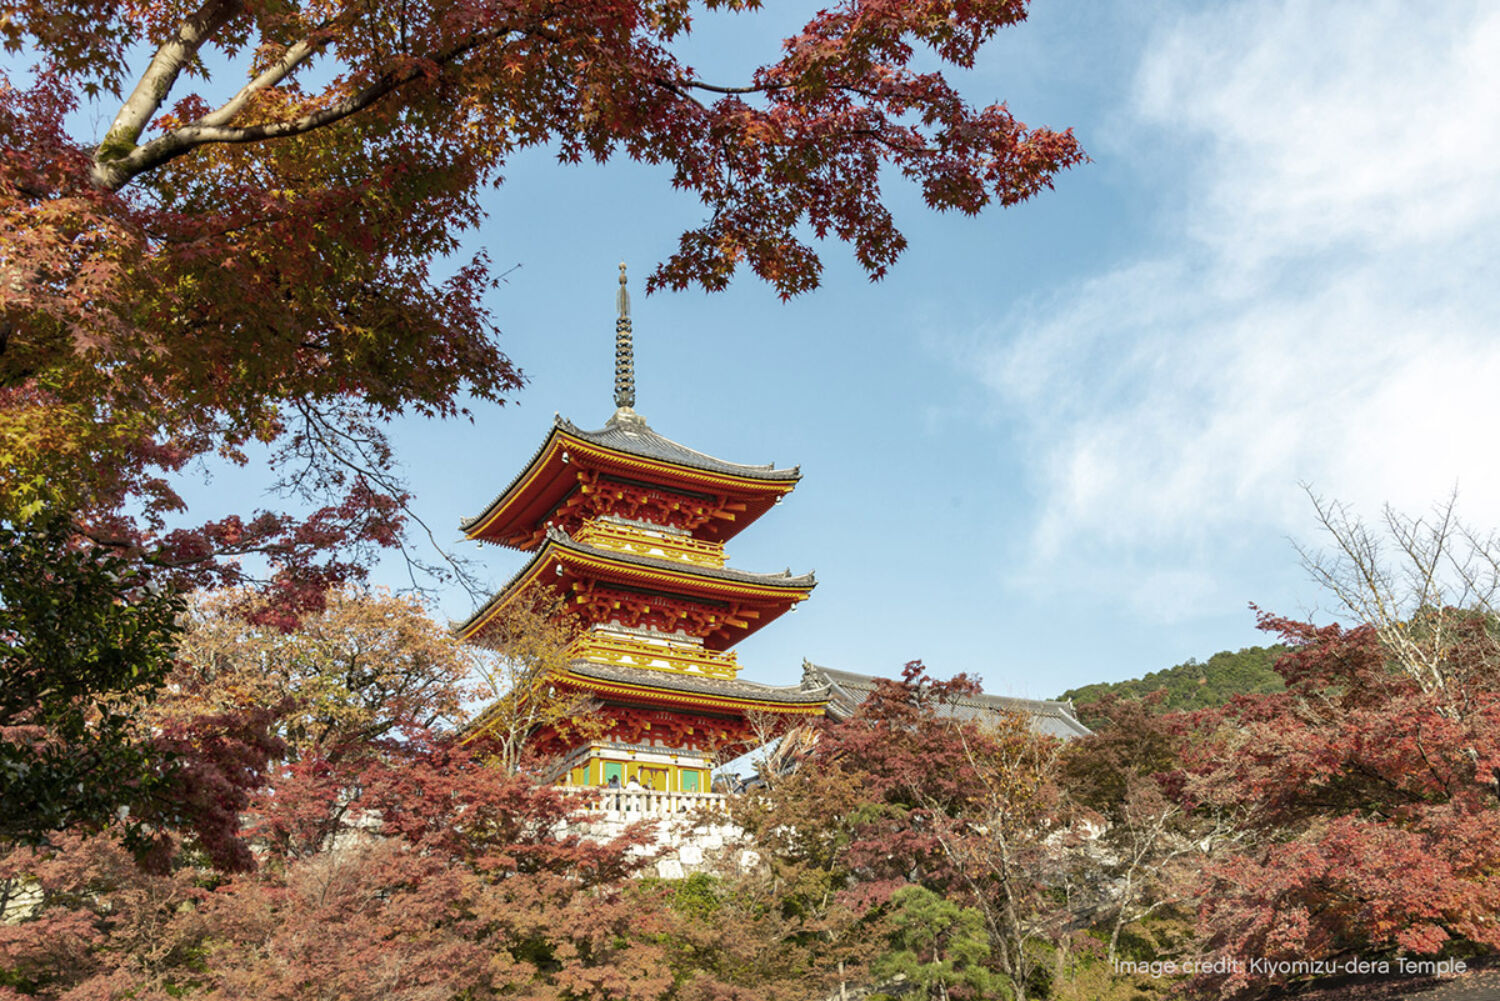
[1059,645,1287,720]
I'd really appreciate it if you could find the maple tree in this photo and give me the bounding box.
[1181,613,1500,998]
[1157,495,1500,996]
[910,696,1069,1001]
[1057,693,1233,968]
[0,579,682,1001]
[1,0,1083,613]
[160,584,487,863]
[0,758,671,1001]
[728,662,1077,1001]
[3,583,476,871]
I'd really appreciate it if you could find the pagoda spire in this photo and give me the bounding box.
[613,262,638,416]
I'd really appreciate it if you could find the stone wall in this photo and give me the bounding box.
[561,788,759,879]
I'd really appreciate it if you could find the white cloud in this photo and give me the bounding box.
[969,0,1500,614]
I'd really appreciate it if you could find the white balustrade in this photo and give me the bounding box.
[561,786,730,818]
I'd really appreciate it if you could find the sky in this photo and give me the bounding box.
[152,1,1500,698]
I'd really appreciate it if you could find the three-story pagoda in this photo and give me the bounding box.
[458,265,827,792]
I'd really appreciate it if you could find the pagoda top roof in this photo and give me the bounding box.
[565,410,801,482]
[460,410,801,548]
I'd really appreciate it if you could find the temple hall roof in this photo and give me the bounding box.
[800,663,1092,738]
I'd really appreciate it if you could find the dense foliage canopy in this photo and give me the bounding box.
[1060,644,1286,724]
[1,0,1084,611]
[5,582,1500,1000]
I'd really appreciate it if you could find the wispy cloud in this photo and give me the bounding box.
[965,0,1500,616]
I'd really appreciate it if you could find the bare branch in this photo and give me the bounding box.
[1297,486,1500,724]
[283,399,486,601]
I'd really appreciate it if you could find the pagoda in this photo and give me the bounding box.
[457,264,828,793]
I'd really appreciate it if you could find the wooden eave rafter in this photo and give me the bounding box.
[463,430,797,549]
[552,671,828,716]
[457,538,812,646]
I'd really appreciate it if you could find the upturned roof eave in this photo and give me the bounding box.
[558,660,832,710]
[459,415,802,542]
[456,529,816,641]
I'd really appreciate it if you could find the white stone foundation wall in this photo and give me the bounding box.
[560,788,759,879]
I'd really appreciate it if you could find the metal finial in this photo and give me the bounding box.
[613,261,636,410]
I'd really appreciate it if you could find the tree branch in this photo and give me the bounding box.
[94,23,516,191]
[195,34,325,129]
[94,0,244,181]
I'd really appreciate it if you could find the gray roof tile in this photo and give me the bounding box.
[457,529,814,637]
[565,660,831,705]
[547,528,815,588]
[562,411,801,482]
[803,663,1092,738]
[460,412,798,534]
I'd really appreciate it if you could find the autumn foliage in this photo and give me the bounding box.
[14,498,1500,1000]
[10,577,1500,999]
[0,586,666,1001]
[0,0,1083,614]
[1179,612,1500,995]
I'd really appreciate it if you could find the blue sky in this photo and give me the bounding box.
[121,2,1500,696]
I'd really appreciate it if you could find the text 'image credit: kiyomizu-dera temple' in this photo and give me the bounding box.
[456,264,831,794]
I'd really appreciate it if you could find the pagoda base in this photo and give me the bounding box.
[549,741,714,794]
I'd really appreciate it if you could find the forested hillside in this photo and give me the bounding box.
[1059,645,1286,717]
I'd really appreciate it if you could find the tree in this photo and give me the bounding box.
[1060,646,1286,723]
[1058,693,1231,968]
[0,584,673,1001]
[0,515,182,846]
[1,0,1084,610]
[0,754,671,1001]
[1183,614,1500,998]
[1298,488,1500,728]
[160,584,484,862]
[169,585,474,758]
[915,700,1066,1001]
[464,582,599,774]
[873,885,1010,1001]
[725,753,877,1000]
[0,516,283,872]
[732,663,1075,1001]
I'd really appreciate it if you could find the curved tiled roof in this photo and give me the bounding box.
[564,660,830,706]
[545,528,815,589]
[560,411,801,482]
[801,663,1092,738]
[459,411,799,534]
[456,528,815,638]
